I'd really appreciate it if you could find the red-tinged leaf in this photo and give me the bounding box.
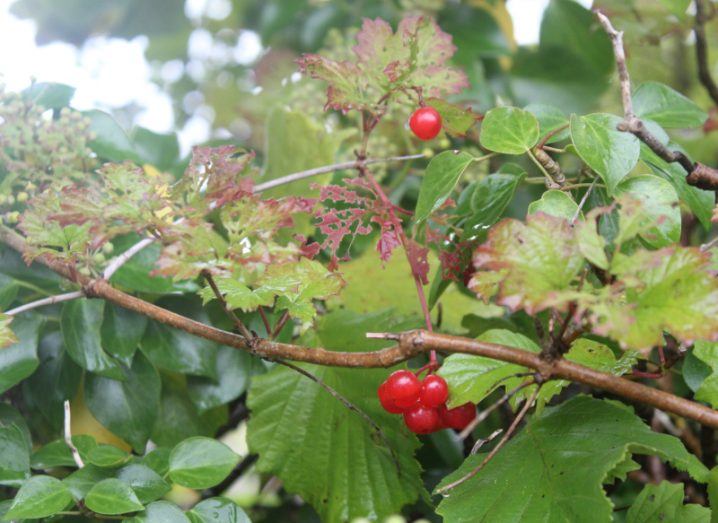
[471,213,584,313]
[299,16,467,112]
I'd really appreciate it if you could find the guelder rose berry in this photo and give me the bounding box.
[381,370,421,409]
[441,402,477,430]
[403,404,440,434]
[409,106,442,140]
[420,374,449,408]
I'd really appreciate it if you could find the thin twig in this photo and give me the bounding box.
[276,359,401,473]
[201,270,254,340]
[458,379,537,439]
[254,154,424,193]
[5,291,83,316]
[437,385,541,494]
[570,178,597,225]
[595,8,718,190]
[470,429,503,454]
[257,306,272,337]
[270,311,290,340]
[695,0,718,106]
[64,400,84,468]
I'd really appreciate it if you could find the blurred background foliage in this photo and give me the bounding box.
[3,0,718,520]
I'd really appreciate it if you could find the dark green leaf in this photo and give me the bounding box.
[84,478,144,515]
[86,444,130,468]
[0,421,31,486]
[22,331,82,429]
[117,464,170,504]
[414,151,474,223]
[30,435,96,469]
[63,464,114,501]
[101,304,147,365]
[3,476,72,520]
[85,351,161,453]
[131,127,180,171]
[0,313,43,394]
[168,437,239,490]
[61,299,122,379]
[436,396,708,522]
[524,103,569,144]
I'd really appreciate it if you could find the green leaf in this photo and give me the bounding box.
[140,298,218,378]
[471,213,583,313]
[590,248,718,351]
[85,351,160,453]
[85,109,139,163]
[2,475,73,520]
[131,127,180,171]
[480,106,539,154]
[85,478,144,515]
[86,444,130,468]
[570,113,640,194]
[426,98,477,136]
[30,435,96,469]
[692,341,718,409]
[64,464,114,501]
[61,299,122,379]
[22,82,75,109]
[125,501,191,523]
[633,82,707,128]
[438,329,539,408]
[117,464,171,504]
[626,481,710,522]
[642,146,714,230]
[524,103,569,144]
[462,167,525,243]
[0,274,18,310]
[260,107,341,199]
[22,331,82,429]
[141,447,171,477]
[414,151,474,222]
[101,304,147,365]
[188,497,251,523]
[0,313,43,393]
[168,437,239,490]
[577,210,609,270]
[436,396,708,522]
[0,422,31,485]
[247,310,425,522]
[527,189,579,220]
[187,346,262,412]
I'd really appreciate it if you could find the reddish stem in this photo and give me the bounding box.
[258,306,272,337]
[271,311,290,340]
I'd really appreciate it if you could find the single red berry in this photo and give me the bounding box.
[441,402,477,430]
[377,381,404,414]
[409,106,442,141]
[383,370,421,409]
[420,374,449,408]
[403,404,440,434]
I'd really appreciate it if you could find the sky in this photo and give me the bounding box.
[0,0,592,151]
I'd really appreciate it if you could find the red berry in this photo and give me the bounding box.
[420,374,449,408]
[403,404,440,434]
[441,403,477,430]
[383,370,421,409]
[409,106,442,140]
[377,382,404,414]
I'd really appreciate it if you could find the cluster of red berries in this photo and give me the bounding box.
[378,370,476,434]
[409,106,442,141]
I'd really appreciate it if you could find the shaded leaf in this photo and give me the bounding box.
[633,82,707,128]
[84,478,144,515]
[2,475,73,520]
[626,481,710,522]
[480,106,539,154]
[168,437,239,490]
[414,151,474,223]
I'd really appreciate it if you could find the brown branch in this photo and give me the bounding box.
[695,0,718,106]
[436,385,542,493]
[596,9,718,190]
[2,225,718,428]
